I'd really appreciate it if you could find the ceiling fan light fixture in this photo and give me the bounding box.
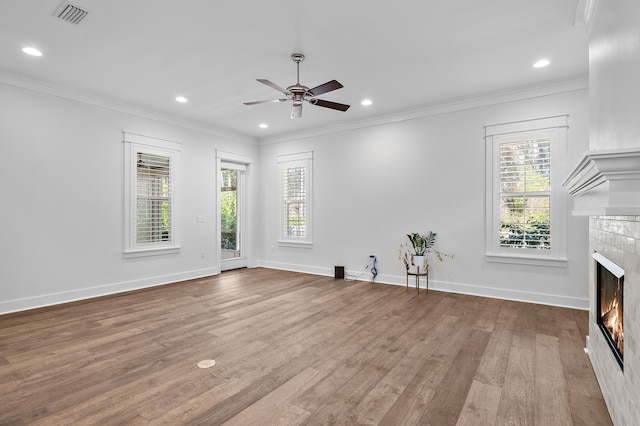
[361,99,372,106]
[259,123,268,129]
[175,96,188,103]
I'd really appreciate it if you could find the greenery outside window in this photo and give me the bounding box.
[221,168,238,251]
[485,116,568,267]
[123,132,181,257]
[499,138,551,249]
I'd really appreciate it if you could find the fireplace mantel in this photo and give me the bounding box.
[563,148,640,216]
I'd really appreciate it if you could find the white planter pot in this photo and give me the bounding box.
[410,255,426,273]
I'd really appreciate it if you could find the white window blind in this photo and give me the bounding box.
[123,132,181,257]
[277,152,313,245]
[136,152,172,244]
[283,164,307,238]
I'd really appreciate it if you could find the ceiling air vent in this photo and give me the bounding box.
[53,1,89,24]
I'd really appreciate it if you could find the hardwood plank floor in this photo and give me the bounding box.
[0,268,612,425]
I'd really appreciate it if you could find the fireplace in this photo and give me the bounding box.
[593,252,624,369]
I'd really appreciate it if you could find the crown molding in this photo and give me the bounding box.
[258,74,589,145]
[0,68,257,146]
[0,67,587,148]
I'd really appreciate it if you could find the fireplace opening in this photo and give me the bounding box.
[593,252,624,370]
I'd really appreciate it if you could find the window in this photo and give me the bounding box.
[123,132,181,257]
[499,138,551,249]
[485,116,568,267]
[220,167,239,251]
[277,151,313,245]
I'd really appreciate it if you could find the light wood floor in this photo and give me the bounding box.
[0,268,612,425]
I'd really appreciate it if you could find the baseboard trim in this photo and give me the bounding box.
[2,263,588,314]
[0,267,220,315]
[257,261,588,310]
[258,261,336,277]
[386,276,588,310]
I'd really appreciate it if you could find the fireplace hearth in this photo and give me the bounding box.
[593,252,624,369]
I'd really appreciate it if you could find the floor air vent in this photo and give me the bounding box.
[53,1,89,24]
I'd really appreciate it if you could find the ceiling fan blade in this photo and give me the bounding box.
[290,103,302,119]
[257,79,289,94]
[309,80,343,96]
[243,99,286,105]
[311,99,350,112]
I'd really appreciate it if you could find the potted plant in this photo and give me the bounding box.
[399,231,451,273]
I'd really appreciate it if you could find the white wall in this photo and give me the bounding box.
[586,1,640,424]
[257,87,591,309]
[0,82,258,313]
[589,0,640,151]
[0,79,591,313]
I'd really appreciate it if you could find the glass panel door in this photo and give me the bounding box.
[220,162,246,271]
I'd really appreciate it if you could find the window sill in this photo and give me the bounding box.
[485,252,568,268]
[277,240,313,249]
[124,246,181,259]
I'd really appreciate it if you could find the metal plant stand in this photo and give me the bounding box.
[406,266,428,293]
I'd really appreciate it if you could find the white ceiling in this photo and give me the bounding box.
[0,0,588,141]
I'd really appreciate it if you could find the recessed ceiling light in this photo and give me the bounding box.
[361,99,373,106]
[175,96,188,103]
[259,123,268,129]
[22,47,42,57]
[533,59,550,68]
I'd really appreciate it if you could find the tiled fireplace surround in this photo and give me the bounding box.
[564,149,640,424]
[589,216,640,424]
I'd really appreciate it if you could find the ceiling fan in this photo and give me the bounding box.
[243,53,350,119]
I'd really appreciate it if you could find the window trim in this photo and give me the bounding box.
[277,151,313,247]
[123,132,181,258]
[484,116,568,267]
